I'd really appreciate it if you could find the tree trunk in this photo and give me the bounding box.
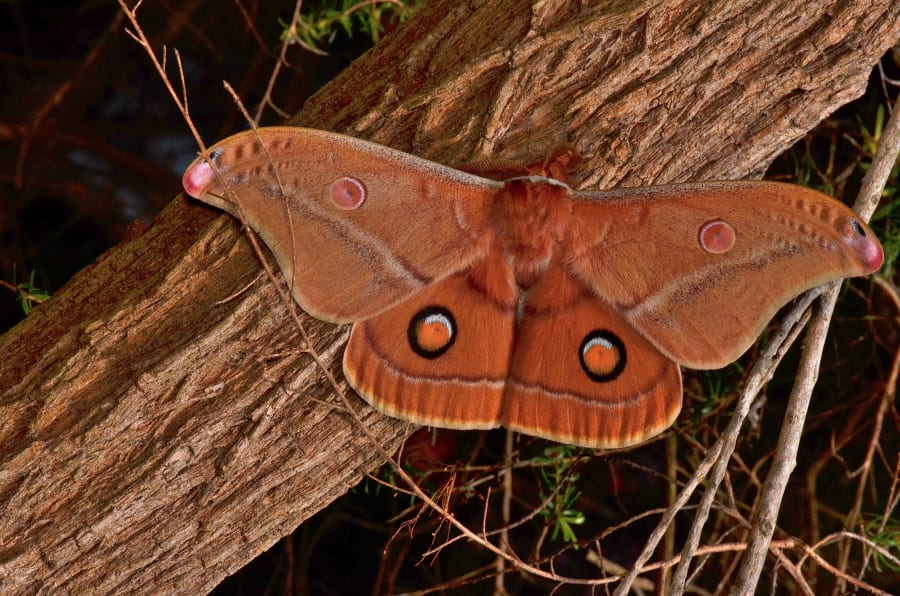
[1,0,898,593]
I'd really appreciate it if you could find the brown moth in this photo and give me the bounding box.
[183,127,883,448]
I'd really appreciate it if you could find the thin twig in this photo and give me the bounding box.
[732,91,900,596]
[669,296,815,595]
[615,291,816,595]
[798,530,900,596]
[14,10,125,189]
[253,0,304,122]
[494,430,514,595]
[854,274,900,580]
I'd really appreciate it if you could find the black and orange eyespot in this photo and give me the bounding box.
[330,176,366,209]
[579,330,626,382]
[408,306,457,359]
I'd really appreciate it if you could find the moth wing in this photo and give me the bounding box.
[565,181,882,369]
[344,257,516,430]
[183,127,501,323]
[503,262,682,448]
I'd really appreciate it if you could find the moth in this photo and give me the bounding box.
[183,127,883,448]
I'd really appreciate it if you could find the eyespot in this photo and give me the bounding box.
[698,219,735,254]
[408,306,456,359]
[330,176,366,209]
[579,330,626,382]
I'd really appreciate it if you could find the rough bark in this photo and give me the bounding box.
[0,0,897,593]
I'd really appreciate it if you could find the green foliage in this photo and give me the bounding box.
[533,445,586,544]
[864,514,900,572]
[691,363,743,419]
[9,265,49,315]
[282,0,426,53]
[786,137,837,196]
[697,373,727,418]
[856,104,890,172]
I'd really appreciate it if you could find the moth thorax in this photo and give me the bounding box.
[493,179,572,286]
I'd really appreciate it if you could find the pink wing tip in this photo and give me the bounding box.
[182,160,215,199]
[844,217,884,274]
[864,237,885,273]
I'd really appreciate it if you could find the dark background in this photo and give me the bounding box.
[1,0,368,332]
